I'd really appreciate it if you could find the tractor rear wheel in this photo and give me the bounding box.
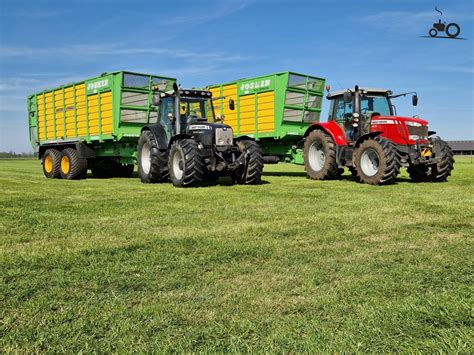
[42,148,62,179]
[137,130,169,183]
[353,137,400,185]
[59,148,88,180]
[303,130,338,180]
[234,140,264,184]
[169,139,204,187]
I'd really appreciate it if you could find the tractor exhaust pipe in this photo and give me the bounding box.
[173,82,180,135]
[354,85,360,114]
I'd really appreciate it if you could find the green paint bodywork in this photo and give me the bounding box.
[27,71,176,162]
[209,72,325,164]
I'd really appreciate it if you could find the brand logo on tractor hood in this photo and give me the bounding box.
[189,124,212,130]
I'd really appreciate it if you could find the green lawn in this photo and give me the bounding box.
[1,158,473,352]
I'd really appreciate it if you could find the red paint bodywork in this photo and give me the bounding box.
[308,116,429,146]
[307,121,348,145]
[371,116,429,145]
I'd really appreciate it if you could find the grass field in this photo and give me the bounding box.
[1,158,473,352]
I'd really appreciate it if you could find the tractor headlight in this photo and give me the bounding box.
[409,135,420,140]
[406,121,422,127]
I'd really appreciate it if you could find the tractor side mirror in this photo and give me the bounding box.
[229,98,235,111]
[412,94,418,106]
[343,91,352,103]
[151,95,161,106]
[173,82,179,92]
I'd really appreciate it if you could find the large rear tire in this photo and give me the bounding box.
[353,137,400,185]
[234,140,264,184]
[42,148,62,179]
[59,148,87,180]
[169,139,204,187]
[303,130,338,180]
[137,130,169,183]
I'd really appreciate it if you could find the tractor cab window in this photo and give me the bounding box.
[180,98,208,121]
[333,97,353,123]
[159,96,175,140]
[360,96,392,117]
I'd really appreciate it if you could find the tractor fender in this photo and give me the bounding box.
[235,135,255,142]
[304,122,348,146]
[141,124,168,150]
[169,133,193,147]
[355,131,383,147]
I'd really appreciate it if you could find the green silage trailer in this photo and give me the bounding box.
[28,71,176,179]
[208,72,326,164]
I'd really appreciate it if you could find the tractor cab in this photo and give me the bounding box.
[152,86,215,138]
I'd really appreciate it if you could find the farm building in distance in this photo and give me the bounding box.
[447,141,474,155]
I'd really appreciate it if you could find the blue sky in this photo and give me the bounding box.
[0,0,472,152]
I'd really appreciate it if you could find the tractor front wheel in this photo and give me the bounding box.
[137,130,169,183]
[168,139,204,187]
[353,137,400,185]
[234,140,264,184]
[303,130,338,180]
[408,138,454,182]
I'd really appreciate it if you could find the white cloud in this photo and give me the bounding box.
[0,44,253,64]
[165,1,251,26]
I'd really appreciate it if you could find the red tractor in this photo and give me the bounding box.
[303,86,454,185]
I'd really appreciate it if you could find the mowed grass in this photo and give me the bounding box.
[1,158,473,352]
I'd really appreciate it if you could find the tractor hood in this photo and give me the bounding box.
[372,116,428,126]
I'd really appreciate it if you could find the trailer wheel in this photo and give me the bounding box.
[42,148,62,179]
[303,130,338,180]
[59,148,88,180]
[169,139,204,187]
[234,140,264,184]
[137,130,169,183]
[353,137,400,185]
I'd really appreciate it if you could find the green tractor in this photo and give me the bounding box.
[137,83,263,187]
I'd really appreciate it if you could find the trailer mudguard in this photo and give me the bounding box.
[141,124,168,150]
[304,121,348,146]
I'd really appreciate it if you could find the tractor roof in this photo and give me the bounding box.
[327,87,392,98]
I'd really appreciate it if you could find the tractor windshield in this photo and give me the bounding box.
[360,95,392,116]
[180,97,213,121]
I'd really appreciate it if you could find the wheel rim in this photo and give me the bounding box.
[61,155,70,174]
[308,141,325,172]
[141,142,151,174]
[44,155,53,173]
[172,150,184,180]
[360,148,380,177]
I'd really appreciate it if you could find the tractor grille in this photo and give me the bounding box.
[407,125,428,139]
[215,127,233,146]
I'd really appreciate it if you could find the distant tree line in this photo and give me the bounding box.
[0,151,36,158]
